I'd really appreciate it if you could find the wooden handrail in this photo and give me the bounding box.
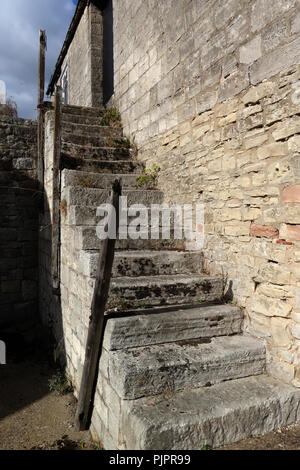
[75,179,122,431]
[51,85,62,293]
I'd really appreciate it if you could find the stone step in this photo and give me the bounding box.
[108,274,223,309]
[61,132,129,149]
[61,143,132,160]
[61,155,144,174]
[120,375,300,450]
[75,226,186,251]
[61,114,104,126]
[105,336,266,399]
[103,304,243,351]
[61,122,123,138]
[61,170,141,190]
[63,187,164,208]
[67,207,182,232]
[61,104,103,117]
[81,250,203,278]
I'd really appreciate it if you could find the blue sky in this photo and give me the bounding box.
[0,0,77,119]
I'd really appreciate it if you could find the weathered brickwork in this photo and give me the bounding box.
[0,116,38,327]
[110,0,300,385]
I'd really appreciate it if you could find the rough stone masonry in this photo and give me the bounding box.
[109,0,300,387]
[0,115,38,328]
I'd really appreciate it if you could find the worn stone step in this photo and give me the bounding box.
[61,113,104,126]
[81,250,203,278]
[61,143,132,160]
[103,304,243,351]
[61,170,141,190]
[75,226,186,251]
[105,336,266,399]
[119,375,300,450]
[61,122,123,139]
[67,207,182,233]
[61,155,144,174]
[108,274,223,309]
[63,187,163,209]
[61,104,103,117]
[61,133,130,150]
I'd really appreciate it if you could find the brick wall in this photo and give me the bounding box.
[111,0,300,385]
[0,116,38,327]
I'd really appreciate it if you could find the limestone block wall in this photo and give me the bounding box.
[39,114,92,384]
[54,2,103,107]
[0,116,38,327]
[111,0,300,385]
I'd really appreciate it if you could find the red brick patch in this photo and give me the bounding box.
[250,223,279,239]
[281,185,300,203]
[276,239,294,245]
[284,225,300,241]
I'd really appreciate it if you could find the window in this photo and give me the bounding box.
[61,67,69,105]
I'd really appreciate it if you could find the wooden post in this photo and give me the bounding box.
[51,85,62,293]
[37,30,47,190]
[75,179,121,431]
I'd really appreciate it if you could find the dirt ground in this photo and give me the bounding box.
[1,328,300,451]
[0,329,95,451]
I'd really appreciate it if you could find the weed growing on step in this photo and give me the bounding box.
[59,199,67,217]
[78,177,97,188]
[48,371,73,396]
[113,137,131,149]
[100,107,121,127]
[136,165,160,190]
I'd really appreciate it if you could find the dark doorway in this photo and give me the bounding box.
[102,0,114,104]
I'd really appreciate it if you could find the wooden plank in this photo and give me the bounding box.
[37,30,47,191]
[51,86,62,293]
[75,179,121,431]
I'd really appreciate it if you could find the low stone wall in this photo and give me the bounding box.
[0,116,38,327]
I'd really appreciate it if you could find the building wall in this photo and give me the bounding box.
[56,2,103,107]
[111,0,300,385]
[0,116,38,327]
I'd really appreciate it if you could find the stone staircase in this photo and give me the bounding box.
[58,105,300,450]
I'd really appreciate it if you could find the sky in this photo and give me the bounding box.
[0,0,78,119]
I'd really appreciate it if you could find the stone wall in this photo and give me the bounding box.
[0,116,38,327]
[111,0,300,385]
[55,2,103,107]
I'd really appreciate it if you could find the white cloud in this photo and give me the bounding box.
[0,0,76,119]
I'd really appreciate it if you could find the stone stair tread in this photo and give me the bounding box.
[64,187,163,208]
[111,273,220,286]
[81,249,203,278]
[109,274,223,308]
[61,104,103,116]
[103,303,243,350]
[107,335,266,399]
[121,374,300,450]
[61,156,143,173]
[61,169,142,190]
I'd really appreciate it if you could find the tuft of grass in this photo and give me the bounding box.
[100,107,121,127]
[0,97,18,118]
[136,165,160,190]
[77,177,97,188]
[48,371,73,396]
[114,137,131,149]
[59,199,67,217]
